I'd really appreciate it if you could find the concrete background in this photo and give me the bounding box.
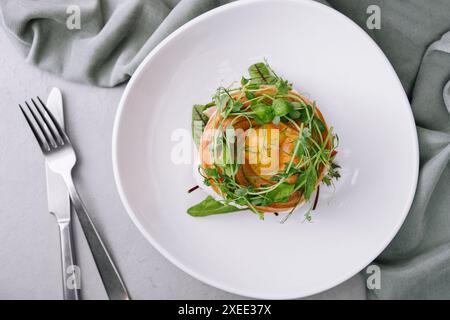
[0,28,366,300]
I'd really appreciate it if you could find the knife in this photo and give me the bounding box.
[46,88,80,300]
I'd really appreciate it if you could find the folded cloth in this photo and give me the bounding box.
[1,0,449,299]
[0,0,234,86]
[368,31,450,299]
[327,0,450,299]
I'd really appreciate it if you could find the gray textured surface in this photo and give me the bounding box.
[0,28,365,300]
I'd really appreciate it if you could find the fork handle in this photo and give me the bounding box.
[63,174,130,300]
[58,221,80,300]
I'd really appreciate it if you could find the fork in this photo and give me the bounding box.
[19,97,130,300]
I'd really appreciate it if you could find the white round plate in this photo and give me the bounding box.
[113,0,418,299]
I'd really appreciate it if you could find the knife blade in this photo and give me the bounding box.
[46,89,70,222]
[46,88,80,300]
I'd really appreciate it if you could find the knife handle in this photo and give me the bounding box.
[58,220,80,300]
[63,173,130,300]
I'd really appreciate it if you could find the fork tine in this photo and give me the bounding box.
[32,97,63,146]
[19,104,50,152]
[25,101,57,148]
[36,96,69,144]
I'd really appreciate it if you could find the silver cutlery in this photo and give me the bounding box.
[46,88,79,300]
[19,96,130,300]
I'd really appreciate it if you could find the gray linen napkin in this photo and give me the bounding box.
[0,0,234,86]
[327,0,450,299]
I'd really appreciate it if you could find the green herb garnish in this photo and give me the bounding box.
[187,196,244,217]
[189,62,340,221]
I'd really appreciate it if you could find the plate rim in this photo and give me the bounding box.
[112,0,419,299]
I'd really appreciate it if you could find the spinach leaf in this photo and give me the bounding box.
[192,104,210,148]
[303,167,318,200]
[313,117,326,133]
[266,183,295,203]
[187,196,244,217]
[248,62,277,85]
